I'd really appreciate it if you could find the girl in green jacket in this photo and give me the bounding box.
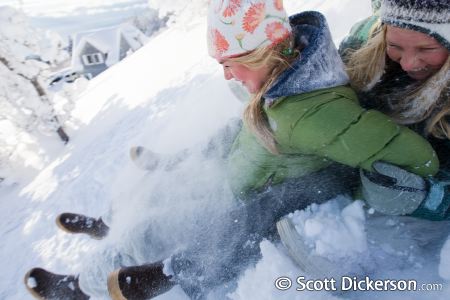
[24,1,442,300]
[104,1,438,299]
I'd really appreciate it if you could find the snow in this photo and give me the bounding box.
[439,238,450,280]
[283,0,373,45]
[0,6,73,183]
[1,1,450,300]
[230,241,342,300]
[288,198,367,259]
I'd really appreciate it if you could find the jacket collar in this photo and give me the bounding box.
[264,11,349,106]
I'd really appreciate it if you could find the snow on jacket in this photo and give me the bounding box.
[227,11,438,196]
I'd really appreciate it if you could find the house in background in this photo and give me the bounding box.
[71,23,148,78]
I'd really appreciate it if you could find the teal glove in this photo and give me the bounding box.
[360,162,427,215]
[410,177,450,221]
[361,162,450,220]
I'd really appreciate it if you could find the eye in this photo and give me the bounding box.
[420,47,439,51]
[387,44,401,50]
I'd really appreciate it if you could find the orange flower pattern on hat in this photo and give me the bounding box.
[207,0,292,59]
[243,3,266,33]
[265,21,290,43]
[212,29,230,55]
[223,0,241,17]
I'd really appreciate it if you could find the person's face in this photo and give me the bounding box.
[386,25,449,81]
[220,59,271,94]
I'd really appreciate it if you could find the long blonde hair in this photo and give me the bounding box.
[346,22,450,140]
[227,38,299,154]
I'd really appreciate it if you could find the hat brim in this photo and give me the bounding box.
[383,18,450,51]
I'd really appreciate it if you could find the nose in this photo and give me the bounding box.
[223,66,233,80]
[399,52,423,71]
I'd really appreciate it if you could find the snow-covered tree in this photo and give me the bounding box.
[147,0,209,25]
[0,6,71,181]
[129,7,169,37]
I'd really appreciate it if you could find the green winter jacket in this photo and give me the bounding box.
[226,11,438,197]
[227,86,439,196]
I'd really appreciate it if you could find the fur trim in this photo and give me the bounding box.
[264,11,349,105]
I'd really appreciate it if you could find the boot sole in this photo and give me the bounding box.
[24,269,46,300]
[55,214,104,240]
[107,269,127,300]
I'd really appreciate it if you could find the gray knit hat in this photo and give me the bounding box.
[380,0,450,50]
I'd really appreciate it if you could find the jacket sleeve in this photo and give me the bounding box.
[287,96,439,177]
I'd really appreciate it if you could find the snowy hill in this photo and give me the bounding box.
[1,1,450,300]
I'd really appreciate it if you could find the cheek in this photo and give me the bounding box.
[230,70,243,80]
[253,74,267,89]
[425,51,449,68]
[386,48,400,62]
[230,67,248,81]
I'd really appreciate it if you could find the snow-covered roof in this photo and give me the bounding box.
[71,23,148,71]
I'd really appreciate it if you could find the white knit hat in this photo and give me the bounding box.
[380,0,450,50]
[207,0,292,60]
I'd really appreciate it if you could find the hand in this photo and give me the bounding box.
[360,162,427,215]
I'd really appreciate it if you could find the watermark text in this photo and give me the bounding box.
[274,276,443,292]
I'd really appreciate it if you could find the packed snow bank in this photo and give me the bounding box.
[288,197,367,259]
[233,198,450,300]
[230,240,342,300]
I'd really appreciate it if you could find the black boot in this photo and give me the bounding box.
[56,212,109,239]
[107,262,175,300]
[24,268,89,300]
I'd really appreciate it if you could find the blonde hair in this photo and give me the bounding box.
[346,22,450,140]
[228,38,299,154]
[345,21,386,91]
[427,100,450,139]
